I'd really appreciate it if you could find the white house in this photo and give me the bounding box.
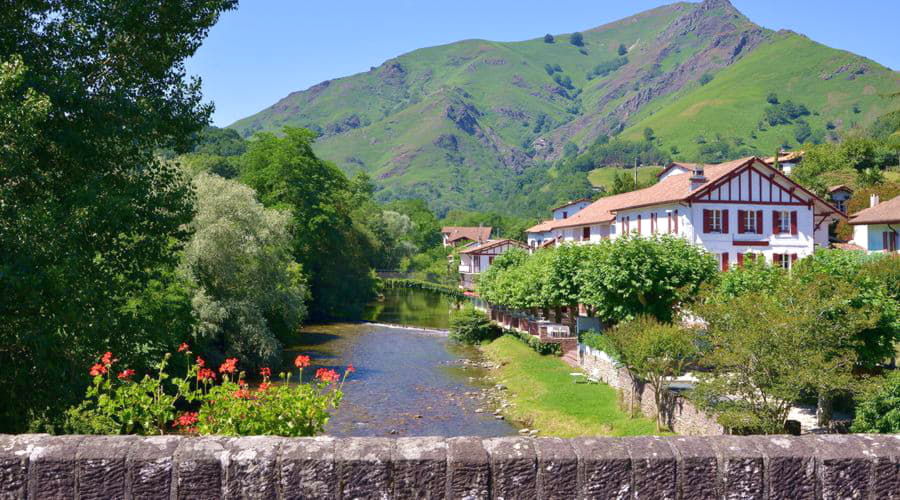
[525,157,845,271]
[848,194,899,254]
[458,239,528,290]
[827,185,853,214]
[525,198,592,248]
[763,150,804,176]
[441,226,492,247]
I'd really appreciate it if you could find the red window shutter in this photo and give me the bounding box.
[703,209,711,233]
[637,215,642,234]
[790,211,798,235]
[756,210,764,235]
[737,210,746,234]
[790,254,797,267]
[582,227,590,241]
[773,253,782,267]
[722,252,729,272]
[773,211,781,235]
[884,232,890,251]
[667,213,672,233]
[737,253,744,267]
[722,209,729,233]
[674,210,679,233]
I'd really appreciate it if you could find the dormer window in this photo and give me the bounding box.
[562,211,567,219]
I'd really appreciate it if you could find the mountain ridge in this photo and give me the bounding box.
[228,0,899,215]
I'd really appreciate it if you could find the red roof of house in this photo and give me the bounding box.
[830,242,866,251]
[849,195,900,225]
[458,239,527,255]
[441,226,492,243]
[656,162,700,178]
[827,185,853,194]
[541,157,843,231]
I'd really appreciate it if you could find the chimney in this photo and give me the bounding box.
[870,194,880,208]
[690,165,708,191]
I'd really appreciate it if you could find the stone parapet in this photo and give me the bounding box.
[1,434,898,499]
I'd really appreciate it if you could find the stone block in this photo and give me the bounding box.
[0,434,45,498]
[483,437,537,499]
[625,436,677,499]
[804,434,875,500]
[336,437,393,500]
[748,435,815,500]
[224,436,282,499]
[711,435,764,499]
[668,436,718,500]
[855,434,900,500]
[280,437,336,500]
[126,435,181,499]
[447,437,490,499]
[392,436,447,499]
[571,437,631,499]
[27,434,83,499]
[174,436,227,499]
[533,437,577,500]
[76,434,137,500]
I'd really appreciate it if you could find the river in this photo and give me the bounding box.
[283,287,517,437]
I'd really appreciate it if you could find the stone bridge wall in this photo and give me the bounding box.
[2,434,899,499]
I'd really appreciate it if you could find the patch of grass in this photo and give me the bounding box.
[480,335,663,437]
[587,165,663,189]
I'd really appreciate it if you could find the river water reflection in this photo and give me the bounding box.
[284,288,517,437]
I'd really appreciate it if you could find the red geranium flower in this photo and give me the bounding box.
[315,368,340,383]
[258,382,271,392]
[346,364,355,374]
[178,342,189,352]
[197,368,216,382]
[260,367,271,378]
[89,363,107,376]
[117,369,136,380]
[294,355,311,368]
[100,351,117,366]
[219,357,238,374]
[172,411,198,428]
[233,388,253,399]
[196,356,205,367]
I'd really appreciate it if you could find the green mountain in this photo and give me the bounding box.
[229,0,899,215]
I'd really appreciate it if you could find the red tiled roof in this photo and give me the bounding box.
[827,185,853,194]
[550,197,592,212]
[442,226,492,242]
[762,150,804,165]
[849,195,900,225]
[830,242,865,251]
[458,239,527,255]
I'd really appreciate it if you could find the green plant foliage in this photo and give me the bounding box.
[851,371,900,433]
[181,174,309,369]
[449,305,500,344]
[577,235,719,323]
[699,73,714,85]
[543,34,555,44]
[607,316,699,429]
[240,127,378,319]
[0,0,236,432]
[570,32,584,47]
[580,331,620,362]
[505,331,562,356]
[618,43,628,56]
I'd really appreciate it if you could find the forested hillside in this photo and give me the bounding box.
[230,0,899,216]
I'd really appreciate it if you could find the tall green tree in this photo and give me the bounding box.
[240,128,378,319]
[0,1,236,431]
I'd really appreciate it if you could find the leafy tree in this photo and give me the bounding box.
[192,126,247,157]
[699,73,713,86]
[793,120,812,144]
[241,128,378,319]
[0,0,236,431]
[607,316,699,429]
[182,174,308,369]
[852,371,900,433]
[543,34,555,44]
[766,92,779,105]
[449,305,499,344]
[570,32,584,47]
[577,235,718,323]
[563,142,579,158]
[643,127,655,142]
[618,43,627,55]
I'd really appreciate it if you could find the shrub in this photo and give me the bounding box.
[699,73,713,85]
[618,43,627,55]
[570,32,584,46]
[506,330,561,356]
[543,34,554,43]
[852,371,900,433]
[64,346,349,436]
[449,305,499,344]
[581,330,620,362]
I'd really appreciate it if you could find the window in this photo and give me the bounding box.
[703,209,726,233]
[582,227,591,241]
[488,256,495,265]
[720,252,729,272]
[650,213,657,234]
[562,211,568,219]
[836,200,846,213]
[743,211,756,233]
[773,253,797,270]
[885,231,898,252]
[778,210,790,233]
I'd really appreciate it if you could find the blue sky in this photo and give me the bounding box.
[185,0,900,127]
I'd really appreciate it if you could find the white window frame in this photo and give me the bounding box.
[778,210,790,234]
[710,209,722,233]
[744,211,756,233]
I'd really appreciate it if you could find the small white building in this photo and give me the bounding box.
[848,194,899,254]
[525,157,845,271]
[458,239,528,290]
[827,185,853,214]
[525,198,592,248]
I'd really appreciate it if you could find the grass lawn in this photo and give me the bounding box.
[480,335,664,437]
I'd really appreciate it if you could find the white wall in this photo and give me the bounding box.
[658,166,691,182]
[853,224,897,253]
[552,201,590,221]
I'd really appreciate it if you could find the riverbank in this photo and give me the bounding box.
[479,335,663,437]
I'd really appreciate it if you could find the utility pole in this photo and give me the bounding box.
[633,157,639,186]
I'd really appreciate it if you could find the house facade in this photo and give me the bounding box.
[441,226,492,247]
[525,157,844,271]
[458,239,528,290]
[525,199,592,248]
[827,185,853,214]
[848,194,899,254]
